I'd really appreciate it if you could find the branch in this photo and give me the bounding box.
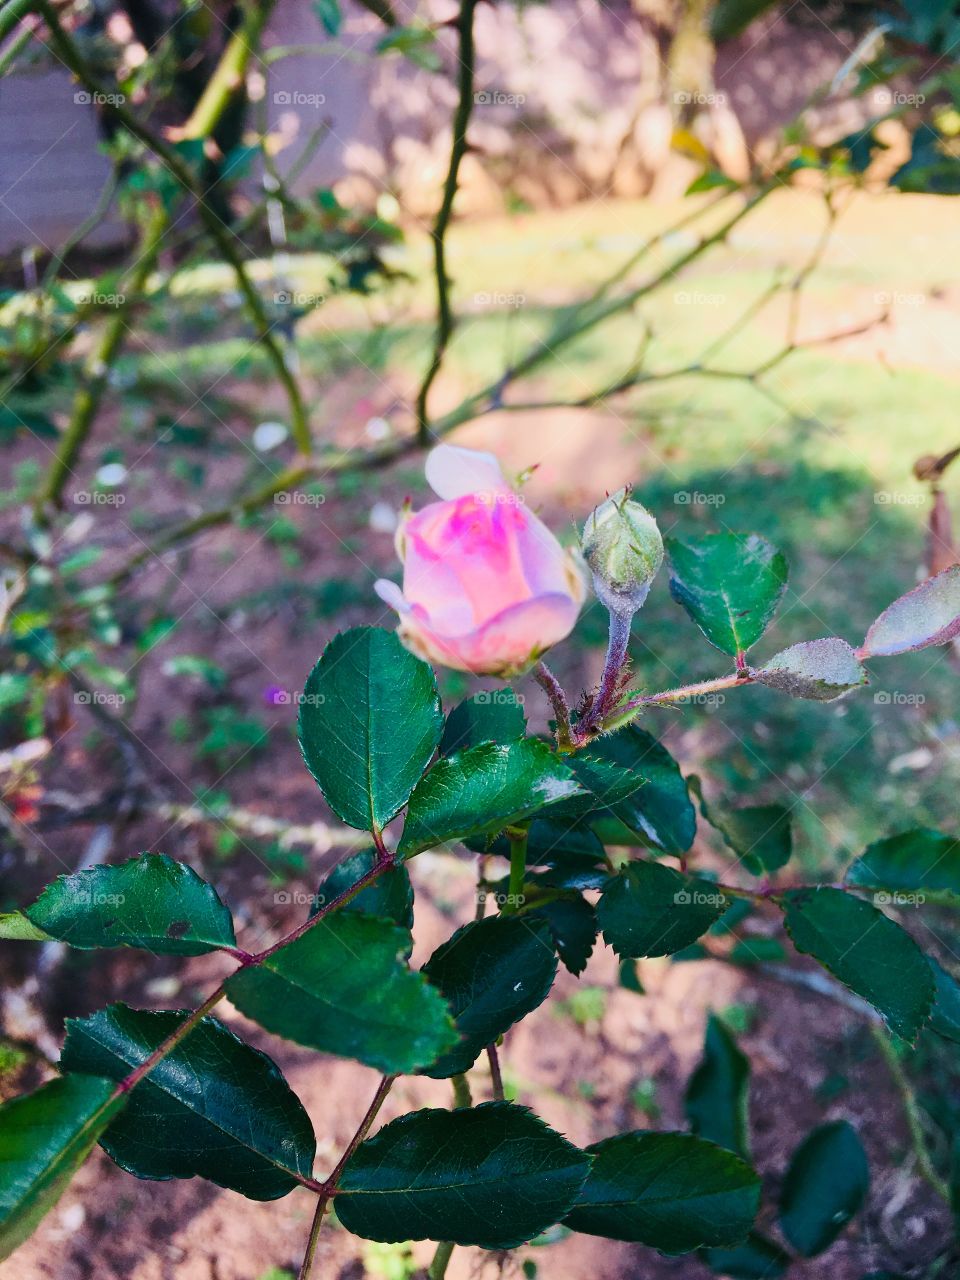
[36,0,311,454]
[414,0,480,443]
[299,1074,396,1279]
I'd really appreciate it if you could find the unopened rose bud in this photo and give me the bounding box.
[581,487,663,617]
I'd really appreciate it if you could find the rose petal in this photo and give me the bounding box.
[402,591,581,676]
[424,444,507,500]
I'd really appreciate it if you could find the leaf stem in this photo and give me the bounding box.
[487,1043,504,1100]
[604,670,753,732]
[111,845,395,1098]
[428,1241,456,1280]
[870,1025,950,1202]
[451,1073,473,1108]
[504,829,528,914]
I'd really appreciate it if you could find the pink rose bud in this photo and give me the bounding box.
[375,444,586,675]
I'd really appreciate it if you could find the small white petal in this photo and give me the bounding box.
[96,463,127,487]
[425,443,506,500]
[374,579,410,613]
[369,502,398,533]
[253,421,288,451]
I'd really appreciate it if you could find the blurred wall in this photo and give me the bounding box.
[0,2,886,257]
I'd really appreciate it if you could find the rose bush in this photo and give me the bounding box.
[4,451,960,1280]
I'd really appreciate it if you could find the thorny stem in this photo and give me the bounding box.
[111,849,395,1099]
[533,661,574,750]
[414,0,480,442]
[871,1026,951,1203]
[576,609,633,742]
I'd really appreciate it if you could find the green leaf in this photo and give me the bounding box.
[24,853,236,955]
[439,690,526,754]
[846,828,960,903]
[598,860,728,958]
[530,895,598,976]
[59,1005,315,1200]
[398,739,581,857]
[420,917,558,1077]
[563,1131,760,1251]
[298,627,442,832]
[550,751,646,819]
[225,914,455,1074]
[685,1014,750,1157]
[0,912,51,942]
[313,847,413,931]
[754,638,867,701]
[312,0,342,35]
[0,1074,125,1261]
[781,888,934,1041]
[928,958,960,1043]
[702,1233,791,1278]
[666,533,787,657]
[374,24,441,70]
[691,780,792,876]
[590,726,696,854]
[619,957,645,993]
[337,1102,591,1248]
[779,1120,869,1256]
[861,565,960,657]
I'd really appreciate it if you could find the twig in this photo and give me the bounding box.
[871,1025,950,1203]
[299,1074,397,1279]
[487,1042,504,1100]
[414,0,480,442]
